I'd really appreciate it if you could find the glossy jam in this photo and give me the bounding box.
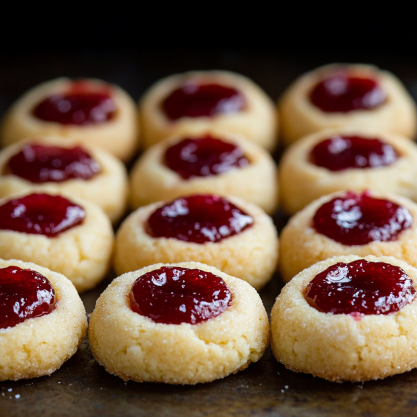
[164,135,249,179]
[304,260,416,315]
[313,192,412,246]
[146,194,253,244]
[0,266,56,329]
[33,82,116,125]
[162,83,246,120]
[311,136,399,171]
[0,193,85,238]
[310,72,386,113]
[130,266,232,324]
[6,143,101,183]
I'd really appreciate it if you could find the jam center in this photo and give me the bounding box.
[33,82,116,125]
[0,266,56,329]
[310,72,386,113]
[6,143,101,183]
[304,260,416,315]
[146,194,253,244]
[164,135,249,179]
[162,82,246,120]
[130,266,232,325]
[311,136,398,171]
[313,191,412,246]
[0,193,85,238]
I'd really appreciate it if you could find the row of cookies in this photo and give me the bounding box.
[2,63,415,161]
[0,188,279,293]
[0,257,270,384]
[3,125,417,230]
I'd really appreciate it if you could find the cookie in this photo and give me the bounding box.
[114,194,278,290]
[0,258,87,381]
[279,190,417,282]
[1,78,139,161]
[139,70,277,151]
[0,192,114,292]
[89,261,269,384]
[280,128,417,215]
[271,255,417,382]
[278,64,416,146]
[129,131,278,214]
[0,136,128,223]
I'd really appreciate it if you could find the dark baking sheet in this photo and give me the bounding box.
[2,48,417,417]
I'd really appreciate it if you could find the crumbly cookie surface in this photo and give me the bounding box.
[0,258,87,381]
[279,191,417,283]
[0,78,139,161]
[0,136,128,223]
[114,196,278,290]
[278,64,417,146]
[129,132,278,214]
[89,261,270,384]
[280,128,417,215]
[139,70,278,151]
[271,255,417,382]
[0,192,114,292]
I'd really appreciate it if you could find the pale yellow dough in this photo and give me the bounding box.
[114,196,279,290]
[280,128,417,215]
[278,64,417,146]
[0,259,87,381]
[89,261,270,384]
[139,70,278,151]
[0,136,128,223]
[279,191,417,283]
[0,192,114,292]
[129,132,279,214]
[1,78,139,161]
[271,255,417,382]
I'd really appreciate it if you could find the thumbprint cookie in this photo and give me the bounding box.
[280,128,417,215]
[1,78,139,161]
[278,64,416,146]
[139,70,277,151]
[0,136,128,223]
[129,132,278,214]
[89,262,269,384]
[271,255,417,382]
[0,258,87,381]
[114,194,278,290]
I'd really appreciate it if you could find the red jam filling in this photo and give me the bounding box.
[146,194,253,244]
[129,266,232,325]
[0,193,85,238]
[311,136,399,171]
[310,72,386,113]
[33,82,116,125]
[164,135,249,179]
[304,260,416,316]
[0,266,56,329]
[162,82,246,120]
[6,143,101,183]
[313,192,412,246]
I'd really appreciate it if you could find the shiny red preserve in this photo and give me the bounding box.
[313,191,412,246]
[6,143,101,183]
[129,266,232,325]
[0,193,85,238]
[304,260,416,315]
[146,194,253,244]
[0,266,56,329]
[164,135,249,179]
[311,135,399,171]
[162,82,246,120]
[310,72,386,113]
[33,82,116,125]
